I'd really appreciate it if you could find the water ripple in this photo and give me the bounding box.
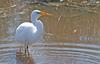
[0,39,99,64]
[30,42,100,64]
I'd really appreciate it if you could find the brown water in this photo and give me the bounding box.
[0,0,100,64]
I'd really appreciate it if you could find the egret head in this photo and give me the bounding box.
[31,10,52,21]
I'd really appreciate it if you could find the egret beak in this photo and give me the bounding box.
[40,11,53,16]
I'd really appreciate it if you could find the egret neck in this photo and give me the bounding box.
[31,11,43,35]
[31,11,40,22]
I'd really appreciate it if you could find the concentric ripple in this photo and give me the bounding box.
[0,35,99,64]
[31,42,100,64]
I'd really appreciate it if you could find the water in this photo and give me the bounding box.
[0,0,100,64]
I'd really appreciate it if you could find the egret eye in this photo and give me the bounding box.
[37,12,41,14]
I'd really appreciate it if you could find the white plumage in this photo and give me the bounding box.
[15,10,51,55]
[16,22,43,43]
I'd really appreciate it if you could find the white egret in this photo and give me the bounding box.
[15,10,52,56]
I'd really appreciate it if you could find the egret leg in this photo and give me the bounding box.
[27,45,30,56]
[25,46,27,56]
[19,47,21,53]
[24,44,30,57]
[24,43,28,57]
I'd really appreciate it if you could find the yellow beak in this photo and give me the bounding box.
[40,11,53,16]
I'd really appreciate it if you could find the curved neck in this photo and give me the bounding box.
[31,14,40,23]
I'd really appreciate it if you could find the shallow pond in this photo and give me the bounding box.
[0,0,100,64]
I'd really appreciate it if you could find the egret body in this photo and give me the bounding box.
[15,10,52,55]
